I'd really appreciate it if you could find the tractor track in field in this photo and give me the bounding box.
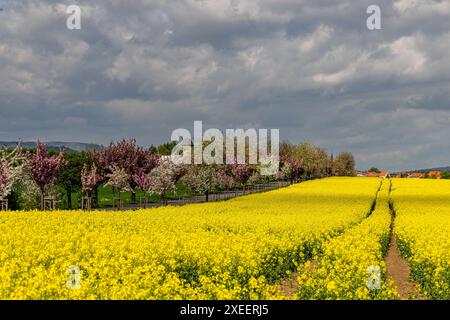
[277,180,425,300]
[384,197,425,300]
[277,181,384,297]
[278,260,317,297]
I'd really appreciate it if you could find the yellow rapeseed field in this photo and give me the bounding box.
[295,180,398,300]
[0,178,381,300]
[1,177,448,300]
[391,179,450,300]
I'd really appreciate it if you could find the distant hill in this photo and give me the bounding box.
[0,141,103,153]
[415,166,450,173]
[392,166,450,175]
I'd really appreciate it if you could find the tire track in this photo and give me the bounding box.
[277,180,384,297]
[385,183,425,300]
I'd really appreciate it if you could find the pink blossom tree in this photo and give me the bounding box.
[231,163,252,186]
[281,157,304,183]
[96,139,159,203]
[213,168,235,190]
[28,142,65,209]
[133,172,151,194]
[133,171,152,207]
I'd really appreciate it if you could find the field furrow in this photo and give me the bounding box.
[294,180,397,300]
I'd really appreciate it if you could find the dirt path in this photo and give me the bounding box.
[278,181,425,300]
[278,272,300,296]
[279,232,425,299]
[384,232,425,300]
[278,260,317,296]
[278,183,383,297]
[385,192,425,300]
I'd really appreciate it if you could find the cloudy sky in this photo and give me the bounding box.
[0,0,449,171]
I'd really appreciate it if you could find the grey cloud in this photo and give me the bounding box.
[0,0,449,171]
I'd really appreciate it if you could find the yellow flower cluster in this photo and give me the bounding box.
[0,178,381,299]
[391,179,450,300]
[295,180,398,300]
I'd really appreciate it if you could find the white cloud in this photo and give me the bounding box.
[300,25,333,53]
[394,0,450,15]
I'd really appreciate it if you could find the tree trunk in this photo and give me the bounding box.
[40,193,44,210]
[205,191,209,202]
[131,190,137,204]
[93,185,99,208]
[67,190,72,209]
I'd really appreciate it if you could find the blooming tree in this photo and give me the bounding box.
[19,173,41,210]
[275,170,285,182]
[104,165,131,193]
[231,163,252,186]
[96,139,159,202]
[0,145,27,200]
[174,165,188,184]
[182,165,225,202]
[134,162,186,192]
[213,169,235,190]
[28,142,65,208]
[248,170,263,185]
[0,160,12,200]
[133,172,151,194]
[81,164,99,195]
[281,157,304,183]
[147,160,183,205]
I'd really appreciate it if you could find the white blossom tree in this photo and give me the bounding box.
[81,164,99,195]
[0,145,27,209]
[147,160,183,205]
[182,165,229,202]
[104,165,132,193]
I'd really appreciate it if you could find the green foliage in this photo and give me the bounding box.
[156,141,177,156]
[441,172,450,179]
[7,189,21,210]
[95,182,189,207]
[57,152,91,209]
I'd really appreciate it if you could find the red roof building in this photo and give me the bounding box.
[428,171,442,179]
[408,172,426,179]
[379,171,390,179]
[366,172,380,177]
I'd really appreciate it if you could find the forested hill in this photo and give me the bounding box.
[0,141,103,153]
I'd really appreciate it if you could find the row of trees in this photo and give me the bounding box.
[0,139,355,210]
[279,141,355,182]
[0,143,65,210]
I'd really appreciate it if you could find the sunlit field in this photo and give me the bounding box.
[0,178,448,300]
[391,179,450,300]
